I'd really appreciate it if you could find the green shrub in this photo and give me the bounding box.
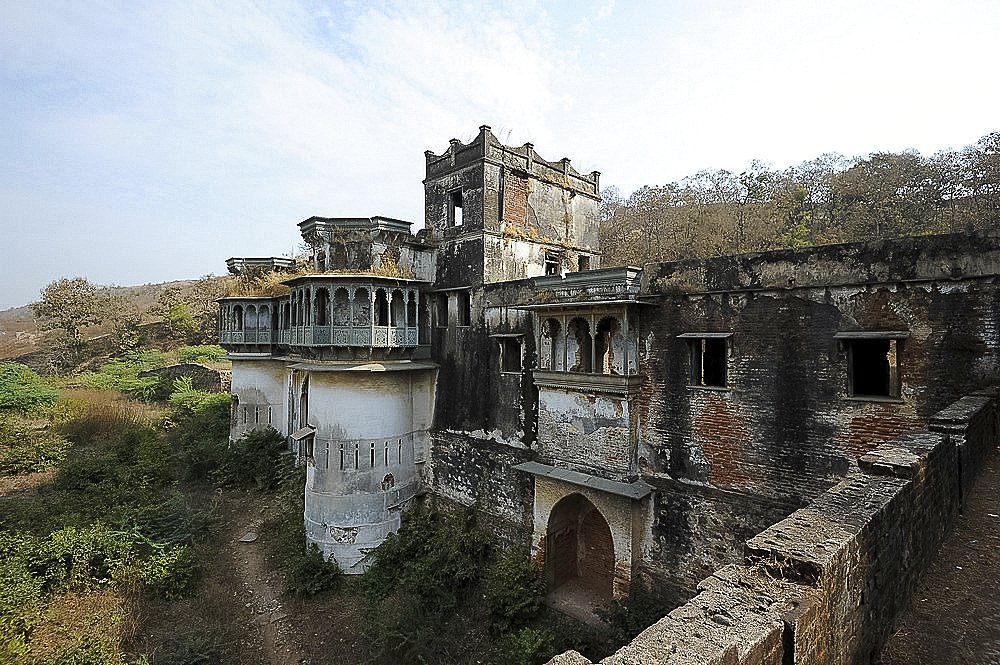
[363,508,494,609]
[115,491,218,551]
[176,345,226,364]
[0,421,72,474]
[285,543,342,597]
[167,385,230,421]
[0,533,46,661]
[0,363,59,412]
[484,551,546,635]
[151,631,220,665]
[76,351,173,402]
[141,545,201,600]
[55,424,171,518]
[217,428,285,490]
[26,524,135,593]
[498,627,554,665]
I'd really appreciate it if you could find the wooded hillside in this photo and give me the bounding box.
[600,132,1000,266]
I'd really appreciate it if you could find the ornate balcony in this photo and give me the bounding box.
[218,275,429,356]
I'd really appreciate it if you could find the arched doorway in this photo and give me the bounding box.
[545,494,614,605]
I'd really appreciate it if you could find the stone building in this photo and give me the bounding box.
[218,126,1000,614]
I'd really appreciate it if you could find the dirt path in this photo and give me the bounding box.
[877,450,1000,664]
[224,492,307,665]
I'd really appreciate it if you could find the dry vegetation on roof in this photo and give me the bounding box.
[221,262,415,298]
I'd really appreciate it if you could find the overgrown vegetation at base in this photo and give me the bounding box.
[0,366,290,664]
[359,507,655,665]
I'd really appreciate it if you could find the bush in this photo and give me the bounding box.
[54,424,171,519]
[217,428,285,490]
[498,627,554,665]
[23,524,135,593]
[141,545,201,600]
[285,543,342,597]
[76,350,173,402]
[176,345,226,364]
[363,508,494,610]
[0,416,73,474]
[485,551,546,635]
[0,363,59,412]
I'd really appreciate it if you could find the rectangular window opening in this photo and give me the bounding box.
[848,338,901,398]
[436,293,449,328]
[354,444,359,470]
[499,337,522,373]
[370,440,376,468]
[578,255,590,272]
[398,439,402,465]
[339,443,344,471]
[686,336,728,388]
[449,190,464,227]
[544,251,561,276]
[457,291,472,327]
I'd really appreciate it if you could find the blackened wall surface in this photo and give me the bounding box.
[427,431,535,549]
[634,232,1000,593]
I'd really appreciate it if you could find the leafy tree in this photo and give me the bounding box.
[31,277,104,346]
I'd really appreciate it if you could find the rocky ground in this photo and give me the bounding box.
[877,450,1000,664]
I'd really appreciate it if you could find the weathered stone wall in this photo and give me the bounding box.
[228,357,289,440]
[303,366,437,573]
[426,430,535,549]
[637,232,1000,594]
[549,390,998,665]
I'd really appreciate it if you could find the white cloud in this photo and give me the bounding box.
[2,0,999,308]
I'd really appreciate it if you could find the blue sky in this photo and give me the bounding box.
[2,0,998,309]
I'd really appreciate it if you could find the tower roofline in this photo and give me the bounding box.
[424,125,601,197]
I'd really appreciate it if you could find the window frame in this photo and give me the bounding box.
[678,332,732,390]
[834,331,908,402]
[448,189,464,227]
[494,334,524,374]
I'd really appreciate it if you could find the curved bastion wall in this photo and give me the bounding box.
[298,363,437,572]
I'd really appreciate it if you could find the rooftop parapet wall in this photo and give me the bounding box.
[549,390,999,665]
[647,232,1000,295]
[424,125,601,199]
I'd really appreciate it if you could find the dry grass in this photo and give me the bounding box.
[222,261,416,298]
[24,587,137,664]
[0,468,57,497]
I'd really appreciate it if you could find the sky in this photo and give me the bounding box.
[2,0,999,310]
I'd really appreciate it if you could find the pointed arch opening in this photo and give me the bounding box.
[545,493,614,606]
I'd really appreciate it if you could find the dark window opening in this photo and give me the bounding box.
[375,290,389,326]
[578,255,590,272]
[436,293,449,327]
[568,318,592,373]
[544,251,561,276]
[449,190,464,227]
[457,291,471,327]
[689,338,727,388]
[499,337,522,373]
[315,288,329,326]
[848,339,900,398]
[498,168,505,222]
